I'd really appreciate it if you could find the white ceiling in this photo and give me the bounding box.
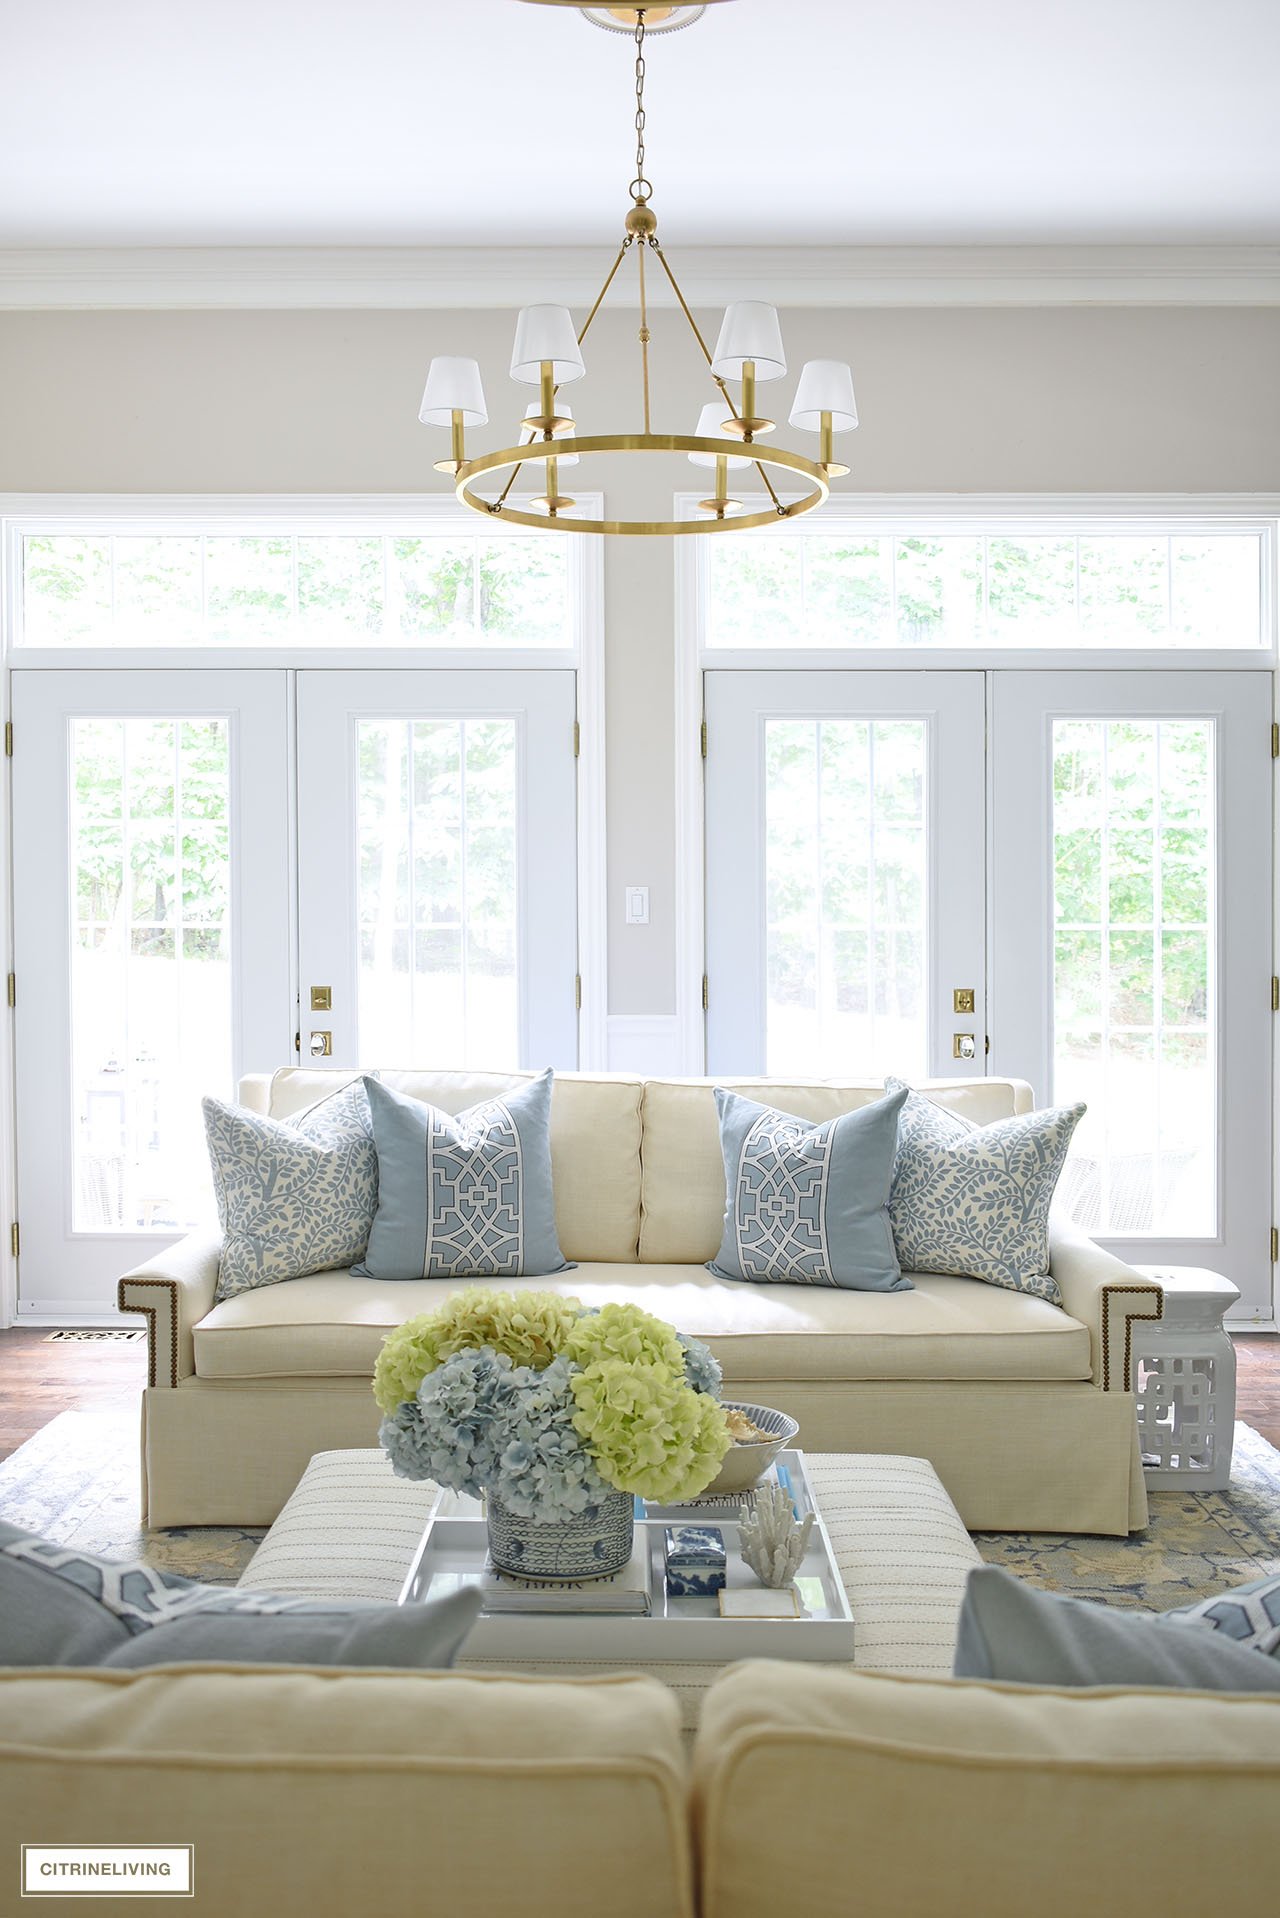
[4,0,1279,249]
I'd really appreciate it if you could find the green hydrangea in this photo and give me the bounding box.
[569,1356,731,1502]
[372,1289,582,1414]
[565,1301,686,1376]
[373,1317,443,1415]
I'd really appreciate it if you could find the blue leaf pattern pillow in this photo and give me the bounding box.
[708,1085,909,1291]
[205,1079,377,1302]
[885,1078,1084,1301]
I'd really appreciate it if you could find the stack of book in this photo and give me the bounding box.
[478,1535,651,1615]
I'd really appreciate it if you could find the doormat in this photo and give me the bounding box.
[42,1329,147,1343]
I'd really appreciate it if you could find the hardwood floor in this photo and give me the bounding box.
[1,1325,1278,1463]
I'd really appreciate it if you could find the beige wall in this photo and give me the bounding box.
[2,305,1278,1013]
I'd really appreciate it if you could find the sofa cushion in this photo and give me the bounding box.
[708,1085,909,1291]
[695,1661,1280,1918]
[355,1073,569,1281]
[255,1068,643,1266]
[0,1668,691,1918]
[639,1076,1034,1265]
[192,1265,1091,1385]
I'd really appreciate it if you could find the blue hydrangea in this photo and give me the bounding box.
[380,1347,520,1497]
[678,1332,722,1398]
[490,1354,612,1524]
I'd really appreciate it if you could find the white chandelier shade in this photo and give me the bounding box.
[510,305,587,385]
[687,402,752,468]
[789,359,859,434]
[710,301,787,382]
[521,400,580,465]
[418,356,489,427]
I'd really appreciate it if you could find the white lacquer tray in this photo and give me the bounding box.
[397,1449,855,1663]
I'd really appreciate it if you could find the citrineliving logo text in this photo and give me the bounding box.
[20,1846,195,1898]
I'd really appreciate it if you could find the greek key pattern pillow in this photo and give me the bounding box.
[206,1079,377,1302]
[708,1085,909,1292]
[355,1070,570,1281]
[885,1079,1084,1301]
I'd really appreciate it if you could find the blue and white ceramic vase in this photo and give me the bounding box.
[486,1488,634,1581]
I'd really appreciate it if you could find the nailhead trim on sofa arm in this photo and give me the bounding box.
[118,1276,180,1390]
[1099,1281,1164,1392]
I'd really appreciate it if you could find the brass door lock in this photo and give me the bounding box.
[952,1033,977,1061]
[953,988,976,1014]
[308,1031,333,1058]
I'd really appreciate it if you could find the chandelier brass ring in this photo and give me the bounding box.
[456,434,831,536]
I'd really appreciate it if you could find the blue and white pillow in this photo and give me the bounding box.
[885,1078,1084,1302]
[0,1520,480,1671]
[355,1070,571,1281]
[707,1085,909,1291]
[1168,1573,1280,1658]
[206,1080,378,1303]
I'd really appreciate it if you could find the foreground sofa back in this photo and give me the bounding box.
[3,1661,1277,1918]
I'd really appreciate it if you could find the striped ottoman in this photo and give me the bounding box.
[240,1449,979,1732]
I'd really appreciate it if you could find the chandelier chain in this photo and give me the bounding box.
[631,13,651,202]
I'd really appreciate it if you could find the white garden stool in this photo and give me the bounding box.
[1130,1266,1240,1490]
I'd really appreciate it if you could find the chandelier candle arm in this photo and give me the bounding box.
[789,358,859,477]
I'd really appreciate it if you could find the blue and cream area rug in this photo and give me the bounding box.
[0,1405,1277,1607]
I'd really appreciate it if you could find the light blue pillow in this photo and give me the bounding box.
[886,1079,1084,1302]
[707,1085,909,1291]
[954,1564,1280,1693]
[206,1079,377,1302]
[0,1520,481,1671]
[355,1070,571,1281]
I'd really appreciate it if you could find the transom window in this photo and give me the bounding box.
[701,522,1267,650]
[17,527,574,648]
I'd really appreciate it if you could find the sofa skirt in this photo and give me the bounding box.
[138,1376,1148,1535]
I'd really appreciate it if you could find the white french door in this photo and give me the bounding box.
[991,672,1273,1316]
[11,672,293,1313]
[704,672,988,1079]
[295,670,579,1071]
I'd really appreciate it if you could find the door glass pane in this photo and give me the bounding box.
[1052,718,1215,1234]
[357,718,519,1066]
[764,718,928,1078]
[70,716,230,1231]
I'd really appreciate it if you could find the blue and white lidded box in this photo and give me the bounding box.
[663,1525,727,1597]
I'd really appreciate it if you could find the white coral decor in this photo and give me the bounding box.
[738,1481,815,1589]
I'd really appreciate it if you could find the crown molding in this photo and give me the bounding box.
[0,244,1277,311]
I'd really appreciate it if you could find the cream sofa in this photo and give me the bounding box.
[2,1660,1277,1918]
[119,1069,1162,1533]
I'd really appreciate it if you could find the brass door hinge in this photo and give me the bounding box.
[3,721,11,757]
[293,1030,301,1054]
[5,974,13,1009]
[9,1223,18,1259]
[701,974,709,1011]
[574,974,582,1011]
[1272,977,1279,1013]
[700,719,708,758]
[1271,1226,1278,1263]
[573,720,580,758]
[1272,721,1278,759]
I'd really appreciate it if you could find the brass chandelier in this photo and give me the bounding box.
[418,1,858,537]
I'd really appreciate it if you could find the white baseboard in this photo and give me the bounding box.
[9,1308,130,1329]
[605,1015,690,1076]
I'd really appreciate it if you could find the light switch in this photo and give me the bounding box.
[625,886,650,925]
